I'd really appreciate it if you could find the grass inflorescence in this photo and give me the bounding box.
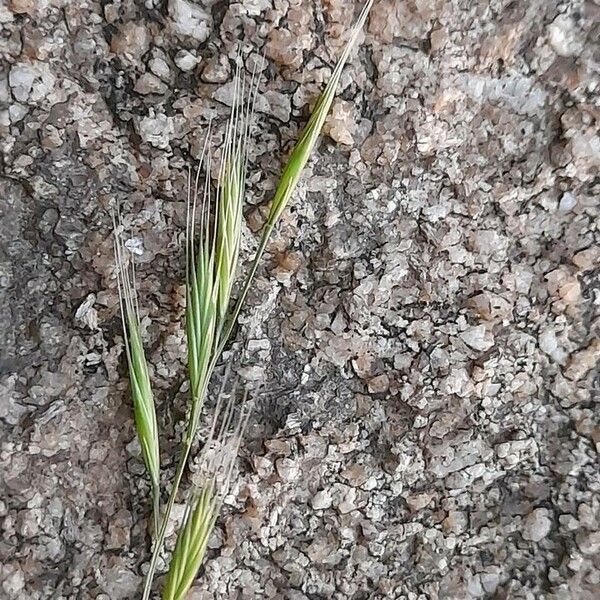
[163,382,250,600]
[113,3,373,598]
[113,219,161,534]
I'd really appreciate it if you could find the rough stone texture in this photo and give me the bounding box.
[1,1,599,599]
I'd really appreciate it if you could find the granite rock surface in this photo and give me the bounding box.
[1,1,599,599]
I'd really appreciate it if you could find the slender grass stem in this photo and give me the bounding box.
[152,486,161,539]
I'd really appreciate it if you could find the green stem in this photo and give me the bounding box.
[152,485,160,540]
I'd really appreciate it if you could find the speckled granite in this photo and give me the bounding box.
[1,1,599,599]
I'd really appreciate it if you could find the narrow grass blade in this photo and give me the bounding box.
[113,220,161,533]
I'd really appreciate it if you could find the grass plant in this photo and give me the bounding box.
[113,3,373,597]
